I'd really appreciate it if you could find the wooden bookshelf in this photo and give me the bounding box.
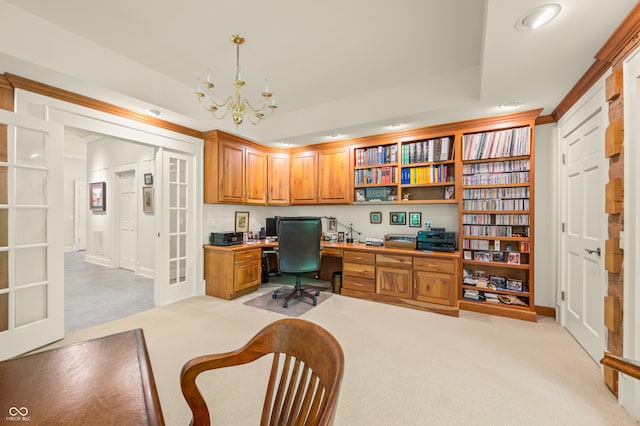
[458,118,537,322]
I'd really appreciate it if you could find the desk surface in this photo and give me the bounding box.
[204,240,460,259]
[0,329,164,425]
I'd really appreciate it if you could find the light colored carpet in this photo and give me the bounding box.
[44,284,638,426]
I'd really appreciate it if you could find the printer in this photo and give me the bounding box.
[417,228,457,252]
[209,231,244,246]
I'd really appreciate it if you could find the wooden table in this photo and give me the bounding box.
[0,329,164,425]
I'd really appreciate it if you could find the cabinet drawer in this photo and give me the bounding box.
[343,262,375,279]
[376,253,412,268]
[413,257,455,274]
[235,249,262,264]
[342,276,375,293]
[343,251,375,264]
[234,260,261,291]
[322,247,343,257]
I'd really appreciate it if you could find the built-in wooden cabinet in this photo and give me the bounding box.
[204,246,262,299]
[267,152,290,205]
[458,118,537,322]
[203,130,267,205]
[318,147,351,204]
[290,146,350,205]
[290,150,318,204]
[341,248,460,316]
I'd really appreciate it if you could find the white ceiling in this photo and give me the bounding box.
[0,0,637,146]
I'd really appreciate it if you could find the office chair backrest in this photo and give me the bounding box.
[277,216,322,274]
[181,318,345,426]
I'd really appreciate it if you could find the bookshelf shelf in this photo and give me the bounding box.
[459,122,536,320]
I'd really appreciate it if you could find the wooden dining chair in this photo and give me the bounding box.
[180,318,345,426]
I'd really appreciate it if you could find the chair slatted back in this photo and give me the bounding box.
[181,319,344,426]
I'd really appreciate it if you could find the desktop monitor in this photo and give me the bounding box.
[265,217,278,238]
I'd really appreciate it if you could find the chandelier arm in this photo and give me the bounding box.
[242,98,266,114]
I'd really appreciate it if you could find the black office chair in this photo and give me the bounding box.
[272,216,322,308]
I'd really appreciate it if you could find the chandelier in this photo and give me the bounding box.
[194,34,277,126]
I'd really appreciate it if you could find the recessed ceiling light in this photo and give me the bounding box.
[144,108,163,117]
[278,142,295,147]
[328,133,344,139]
[499,101,520,110]
[387,122,406,129]
[515,4,561,31]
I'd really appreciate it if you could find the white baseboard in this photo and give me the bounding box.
[84,254,111,267]
[64,246,74,252]
[137,266,155,279]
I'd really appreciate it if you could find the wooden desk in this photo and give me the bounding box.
[204,241,461,317]
[0,329,164,425]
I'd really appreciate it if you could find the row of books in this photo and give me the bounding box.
[462,289,529,305]
[355,144,398,167]
[462,199,530,211]
[400,165,451,185]
[354,166,397,185]
[462,159,530,174]
[401,137,453,164]
[462,187,530,200]
[462,225,530,237]
[462,171,529,186]
[462,126,531,160]
[462,239,530,253]
[462,214,530,226]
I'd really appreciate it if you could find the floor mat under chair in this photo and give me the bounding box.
[243,279,333,317]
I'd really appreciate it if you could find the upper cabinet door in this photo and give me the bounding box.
[290,151,318,204]
[245,147,267,204]
[219,141,245,203]
[268,152,290,205]
[318,146,350,204]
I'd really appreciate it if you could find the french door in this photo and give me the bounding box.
[0,110,64,360]
[155,149,195,306]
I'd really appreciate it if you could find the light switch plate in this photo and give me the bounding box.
[619,231,624,250]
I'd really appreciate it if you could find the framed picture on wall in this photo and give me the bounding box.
[142,186,153,213]
[144,173,153,185]
[235,211,249,232]
[408,212,422,227]
[370,212,382,224]
[89,182,106,212]
[390,212,406,225]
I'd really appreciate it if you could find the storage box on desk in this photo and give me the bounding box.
[365,186,393,201]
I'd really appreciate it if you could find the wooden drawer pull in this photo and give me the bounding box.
[427,264,438,267]
[354,283,363,286]
[353,256,363,260]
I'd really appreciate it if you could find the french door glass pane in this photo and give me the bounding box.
[170,210,177,233]
[170,235,177,259]
[170,158,177,182]
[179,159,186,183]
[0,251,7,290]
[170,183,177,206]
[179,234,186,257]
[15,284,47,327]
[180,210,186,233]
[0,166,6,204]
[15,168,47,205]
[0,293,7,332]
[15,247,46,286]
[179,259,186,283]
[169,260,177,285]
[0,124,7,163]
[15,208,46,245]
[15,127,46,167]
[0,209,6,247]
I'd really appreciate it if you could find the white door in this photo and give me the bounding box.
[118,170,136,271]
[560,90,607,363]
[74,180,87,251]
[156,149,195,305]
[0,110,64,360]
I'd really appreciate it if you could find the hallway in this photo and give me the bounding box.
[64,251,153,334]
